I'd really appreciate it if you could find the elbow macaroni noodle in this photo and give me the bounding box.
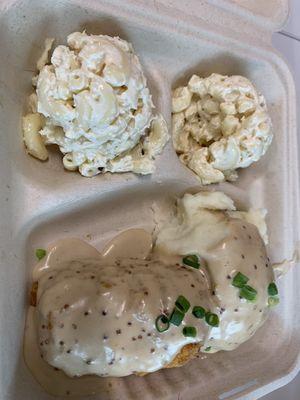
[23,32,169,176]
[172,73,273,185]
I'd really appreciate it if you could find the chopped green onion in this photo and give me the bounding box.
[182,254,200,269]
[232,272,249,288]
[182,326,197,337]
[204,346,211,352]
[192,306,206,319]
[268,296,280,307]
[239,285,257,302]
[268,282,278,296]
[169,307,185,326]
[36,248,46,260]
[175,295,190,313]
[155,315,170,332]
[205,312,219,327]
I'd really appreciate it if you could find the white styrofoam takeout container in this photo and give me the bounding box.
[0,0,299,399]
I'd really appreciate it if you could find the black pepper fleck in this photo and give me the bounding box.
[72,324,77,330]
[84,311,89,316]
[147,333,151,337]
[86,359,93,365]
[191,284,195,288]
[241,254,245,259]
[48,276,53,280]
[103,335,108,340]
[144,291,149,296]
[138,335,143,339]
[102,310,107,316]
[265,263,269,268]
[227,275,231,279]
[150,348,155,353]
[59,340,64,346]
[234,308,239,312]
[66,391,70,396]
[90,275,95,279]
[132,337,136,341]
[127,321,132,326]
[212,290,216,296]
[142,328,146,332]
[116,329,121,335]
[67,349,72,354]
[254,264,257,270]
[54,367,59,371]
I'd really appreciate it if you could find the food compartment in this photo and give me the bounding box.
[0,0,299,399]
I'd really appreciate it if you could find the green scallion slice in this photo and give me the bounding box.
[268,296,280,307]
[36,248,46,260]
[182,326,197,337]
[192,306,206,319]
[182,254,200,269]
[204,346,211,352]
[175,295,190,313]
[169,307,185,326]
[155,315,170,332]
[268,282,278,296]
[239,285,257,302]
[205,312,219,327]
[232,272,249,288]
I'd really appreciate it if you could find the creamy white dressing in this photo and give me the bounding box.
[155,192,274,352]
[24,192,276,396]
[25,230,154,396]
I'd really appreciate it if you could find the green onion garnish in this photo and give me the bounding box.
[205,312,219,327]
[204,346,211,352]
[182,254,200,269]
[182,326,197,337]
[175,295,190,313]
[268,282,278,296]
[268,296,280,307]
[155,314,170,332]
[239,285,257,302]
[36,248,46,260]
[169,307,185,326]
[192,306,206,319]
[232,272,249,288]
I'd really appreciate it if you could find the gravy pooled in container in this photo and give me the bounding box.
[24,192,278,396]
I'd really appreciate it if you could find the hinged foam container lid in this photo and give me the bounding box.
[123,0,289,46]
[210,0,289,31]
